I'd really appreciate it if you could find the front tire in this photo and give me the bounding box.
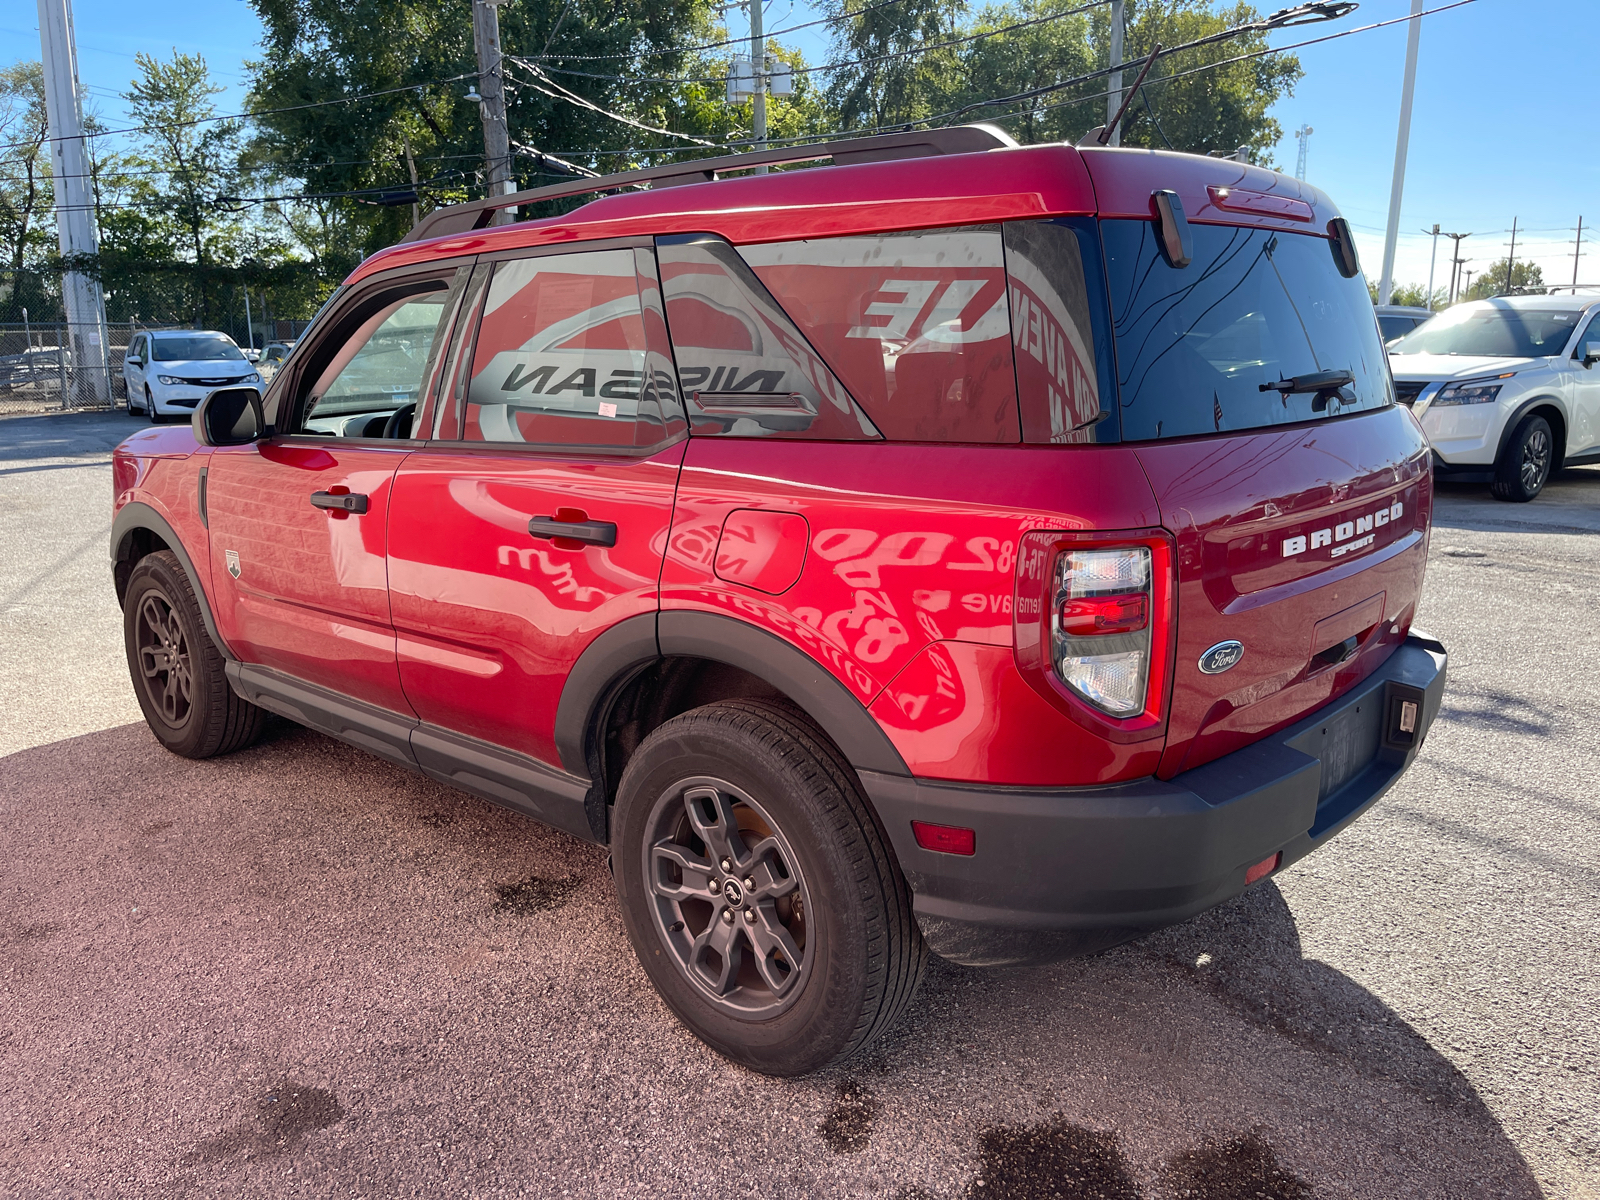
[1492,413,1554,501]
[612,700,925,1076]
[145,387,160,423]
[123,551,265,758]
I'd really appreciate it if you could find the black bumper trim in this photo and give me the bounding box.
[860,632,1447,967]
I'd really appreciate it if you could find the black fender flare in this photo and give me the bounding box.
[552,609,910,782]
[111,500,234,660]
[1493,394,1569,466]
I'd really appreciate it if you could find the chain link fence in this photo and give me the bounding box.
[0,321,176,415]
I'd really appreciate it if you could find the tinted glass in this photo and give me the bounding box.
[657,234,879,440]
[303,287,453,435]
[1378,315,1421,342]
[151,336,245,362]
[1388,304,1581,357]
[1003,219,1114,444]
[1103,220,1391,440]
[740,227,1017,442]
[462,248,679,448]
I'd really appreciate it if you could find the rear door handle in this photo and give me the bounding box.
[528,515,617,547]
[310,490,369,514]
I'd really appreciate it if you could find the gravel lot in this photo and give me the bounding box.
[2,411,1596,1199]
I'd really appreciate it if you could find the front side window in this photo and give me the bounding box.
[1389,304,1581,358]
[301,281,456,437]
[657,233,879,440]
[461,247,681,448]
[740,227,1017,442]
[1104,220,1392,441]
[152,335,244,362]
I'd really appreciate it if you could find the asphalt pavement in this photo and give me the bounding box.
[1,411,1596,1199]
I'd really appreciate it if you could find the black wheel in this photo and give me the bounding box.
[612,699,925,1076]
[146,386,160,423]
[1492,413,1554,501]
[123,551,265,758]
[126,389,140,416]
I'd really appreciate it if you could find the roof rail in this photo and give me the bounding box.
[401,123,1020,244]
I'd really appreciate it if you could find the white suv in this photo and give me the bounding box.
[1388,295,1600,501]
[123,330,261,421]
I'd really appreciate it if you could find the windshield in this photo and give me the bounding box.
[1389,305,1580,357]
[150,336,245,362]
[1102,219,1391,440]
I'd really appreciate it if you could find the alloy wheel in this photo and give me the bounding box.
[1521,426,1551,493]
[642,776,813,1018]
[135,591,193,728]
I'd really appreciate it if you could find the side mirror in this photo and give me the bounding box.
[126,355,142,367]
[1327,217,1361,279]
[193,386,265,446]
[1584,342,1600,367]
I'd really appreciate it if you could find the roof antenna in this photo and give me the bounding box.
[1079,44,1162,147]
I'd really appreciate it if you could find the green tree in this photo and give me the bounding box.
[0,61,54,275]
[118,52,257,323]
[1466,258,1544,300]
[242,0,796,260]
[1367,281,1445,310]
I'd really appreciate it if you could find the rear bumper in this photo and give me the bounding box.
[861,631,1447,967]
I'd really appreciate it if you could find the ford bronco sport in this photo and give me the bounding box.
[111,125,1447,1076]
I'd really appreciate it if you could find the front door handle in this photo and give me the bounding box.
[310,490,369,514]
[529,514,617,547]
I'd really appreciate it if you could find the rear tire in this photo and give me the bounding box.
[123,550,265,758]
[1491,413,1554,501]
[612,699,925,1076]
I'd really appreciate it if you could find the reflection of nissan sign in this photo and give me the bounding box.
[1198,641,1244,674]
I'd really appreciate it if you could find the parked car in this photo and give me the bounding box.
[110,127,1447,1075]
[0,345,67,392]
[256,340,296,383]
[1388,294,1600,500]
[1375,303,1434,344]
[123,329,261,420]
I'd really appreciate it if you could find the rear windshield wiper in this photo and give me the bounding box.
[1258,369,1354,396]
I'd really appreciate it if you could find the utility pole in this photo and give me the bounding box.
[1422,224,1440,309]
[36,0,109,406]
[402,129,421,230]
[1443,231,1471,304]
[243,287,253,352]
[1377,0,1424,307]
[471,0,514,221]
[750,0,767,171]
[1462,268,1473,297]
[1574,216,1585,289]
[1504,216,1518,294]
[1294,125,1313,181]
[1107,1,1125,148]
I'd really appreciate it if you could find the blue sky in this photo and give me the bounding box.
[7,0,1592,292]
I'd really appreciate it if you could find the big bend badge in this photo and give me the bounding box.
[225,549,241,579]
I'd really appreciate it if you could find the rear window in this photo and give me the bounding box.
[1103,220,1392,441]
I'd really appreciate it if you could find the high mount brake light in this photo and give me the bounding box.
[1012,530,1175,741]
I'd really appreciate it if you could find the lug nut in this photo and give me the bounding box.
[709,878,720,893]
[720,858,733,872]
[743,909,757,925]
[744,877,755,890]
[721,909,735,924]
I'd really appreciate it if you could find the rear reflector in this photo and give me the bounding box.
[1245,853,1281,885]
[1058,592,1148,637]
[912,821,976,856]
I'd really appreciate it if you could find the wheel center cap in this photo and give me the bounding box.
[722,879,745,908]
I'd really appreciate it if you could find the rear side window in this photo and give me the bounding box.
[740,227,1018,442]
[656,234,880,440]
[1103,220,1392,441]
[462,247,682,449]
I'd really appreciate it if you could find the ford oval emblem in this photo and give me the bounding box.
[1199,641,1244,675]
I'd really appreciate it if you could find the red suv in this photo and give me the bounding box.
[111,125,1447,1076]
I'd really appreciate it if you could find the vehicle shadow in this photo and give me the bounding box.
[0,721,1546,1200]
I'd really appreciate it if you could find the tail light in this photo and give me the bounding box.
[1053,547,1152,717]
[1014,529,1175,741]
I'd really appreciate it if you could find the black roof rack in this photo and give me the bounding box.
[401,123,1020,244]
